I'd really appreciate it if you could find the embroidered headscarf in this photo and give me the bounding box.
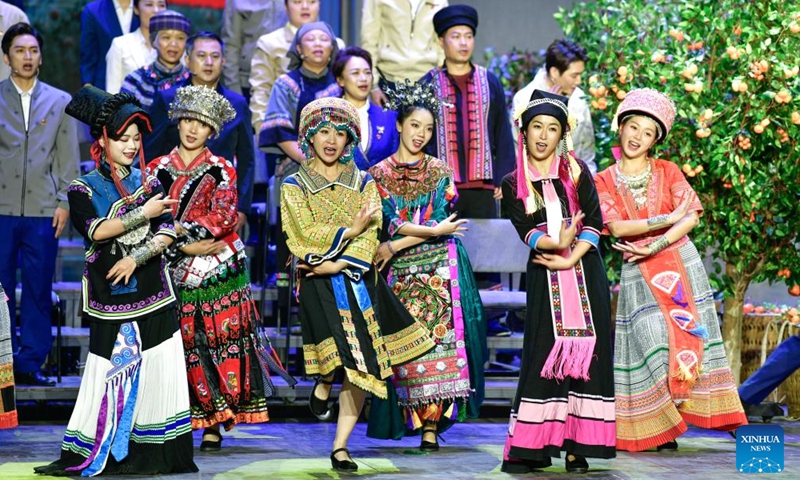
[65,85,152,204]
[287,21,339,71]
[611,87,676,143]
[298,97,361,164]
[513,89,580,221]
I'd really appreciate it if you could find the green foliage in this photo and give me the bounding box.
[556,0,800,295]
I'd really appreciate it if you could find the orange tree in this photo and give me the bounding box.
[557,0,800,381]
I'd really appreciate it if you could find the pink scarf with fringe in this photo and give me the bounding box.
[527,157,596,382]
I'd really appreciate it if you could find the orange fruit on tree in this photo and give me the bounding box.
[753,124,765,134]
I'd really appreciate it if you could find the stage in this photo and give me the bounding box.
[1,418,798,479]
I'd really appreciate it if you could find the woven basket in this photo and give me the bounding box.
[741,313,782,355]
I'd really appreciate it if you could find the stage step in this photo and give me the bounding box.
[41,327,524,354]
[16,376,518,405]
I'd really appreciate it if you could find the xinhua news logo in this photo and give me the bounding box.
[736,424,784,473]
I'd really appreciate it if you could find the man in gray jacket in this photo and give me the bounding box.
[0,23,79,386]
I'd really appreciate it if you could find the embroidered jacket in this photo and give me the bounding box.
[67,165,177,321]
[280,161,382,281]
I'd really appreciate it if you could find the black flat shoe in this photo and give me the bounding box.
[501,458,551,474]
[310,377,334,420]
[420,428,443,452]
[15,371,55,386]
[565,454,589,474]
[199,428,222,452]
[330,448,358,471]
[657,440,678,451]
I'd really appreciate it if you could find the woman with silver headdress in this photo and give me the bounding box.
[595,88,746,452]
[366,79,486,451]
[35,86,197,476]
[146,85,292,452]
[500,90,615,474]
[280,97,435,472]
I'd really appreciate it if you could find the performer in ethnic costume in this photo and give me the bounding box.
[258,21,342,335]
[35,86,197,476]
[280,97,435,472]
[501,90,615,474]
[0,281,16,429]
[366,79,486,450]
[146,85,293,452]
[594,88,746,452]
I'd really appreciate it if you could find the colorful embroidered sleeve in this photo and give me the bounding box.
[67,179,105,243]
[663,160,703,216]
[500,174,544,251]
[575,163,602,248]
[373,178,408,238]
[340,174,382,274]
[258,74,299,149]
[280,176,349,264]
[594,169,625,235]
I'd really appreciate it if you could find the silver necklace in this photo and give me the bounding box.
[615,162,652,209]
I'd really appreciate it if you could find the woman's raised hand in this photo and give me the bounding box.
[350,204,381,237]
[433,213,469,237]
[557,210,585,250]
[667,194,693,225]
[142,193,179,219]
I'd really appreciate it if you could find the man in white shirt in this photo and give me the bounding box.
[0,23,80,387]
[512,39,597,175]
[105,0,167,94]
[0,0,29,81]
